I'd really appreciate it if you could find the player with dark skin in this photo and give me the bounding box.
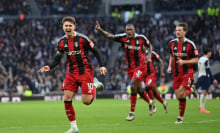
[96,21,153,121]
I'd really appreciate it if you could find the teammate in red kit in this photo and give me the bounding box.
[95,21,153,121]
[144,50,168,115]
[39,16,107,133]
[167,22,198,124]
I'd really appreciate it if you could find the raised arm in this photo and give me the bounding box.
[95,21,116,40]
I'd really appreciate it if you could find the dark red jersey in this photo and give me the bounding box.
[146,51,160,75]
[114,33,151,71]
[57,32,104,74]
[169,38,198,76]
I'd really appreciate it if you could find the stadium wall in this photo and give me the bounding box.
[1,92,219,103]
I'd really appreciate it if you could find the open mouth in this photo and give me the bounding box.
[66,29,71,33]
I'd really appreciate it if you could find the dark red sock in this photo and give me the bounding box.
[154,92,164,104]
[140,91,150,103]
[185,89,191,97]
[64,101,75,121]
[130,95,137,112]
[179,98,186,117]
[148,90,154,100]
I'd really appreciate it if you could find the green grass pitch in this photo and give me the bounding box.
[0,99,220,133]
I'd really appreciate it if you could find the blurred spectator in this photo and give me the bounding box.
[0,0,31,15]
[36,0,101,15]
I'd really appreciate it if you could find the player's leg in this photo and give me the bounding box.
[143,74,156,115]
[200,91,210,113]
[145,86,154,101]
[63,90,79,133]
[145,86,155,115]
[152,89,168,113]
[62,73,79,133]
[174,86,188,124]
[174,74,194,124]
[199,77,210,113]
[81,71,97,105]
[125,78,138,121]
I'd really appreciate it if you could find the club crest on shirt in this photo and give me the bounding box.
[136,40,139,45]
[183,46,186,51]
[136,70,142,78]
[75,42,78,47]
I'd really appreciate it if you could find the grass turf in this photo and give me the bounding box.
[0,99,219,133]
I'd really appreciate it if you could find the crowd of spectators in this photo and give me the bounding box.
[0,16,118,96]
[153,0,207,12]
[0,0,31,15]
[36,0,101,15]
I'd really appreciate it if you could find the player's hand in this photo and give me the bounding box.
[167,66,172,73]
[38,66,50,73]
[176,58,184,65]
[99,67,107,75]
[95,21,101,31]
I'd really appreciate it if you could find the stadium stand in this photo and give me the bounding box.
[0,0,219,97]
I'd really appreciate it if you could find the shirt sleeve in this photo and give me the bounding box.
[86,39,105,67]
[189,43,199,58]
[57,40,64,54]
[114,33,125,42]
[205,60,213,81]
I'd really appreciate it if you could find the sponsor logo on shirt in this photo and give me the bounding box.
[67,50,81,55]
[173,52,187,57]
[125,44,140,50]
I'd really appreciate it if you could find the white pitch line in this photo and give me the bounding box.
[197,120,219,123]
[0,125,69,129]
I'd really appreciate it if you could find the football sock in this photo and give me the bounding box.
[130,93,137,112]
[148,90,155,100]
[70,120,77,128]
[179,98,186,117]
[154,91,164,104]
[185,89,191,97]
[145,86,154,100]
[200,94,207,110]
[139,90,150,103]
[64,101,76,121]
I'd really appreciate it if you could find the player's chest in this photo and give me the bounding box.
[122,39,143,51]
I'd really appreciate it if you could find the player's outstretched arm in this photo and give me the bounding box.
[39,66,50,73]
[95,21,115,40]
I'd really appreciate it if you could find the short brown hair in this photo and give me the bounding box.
[62,16,76,25]
[177,22,188,31]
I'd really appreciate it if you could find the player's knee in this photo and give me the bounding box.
[82,98,93,105]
